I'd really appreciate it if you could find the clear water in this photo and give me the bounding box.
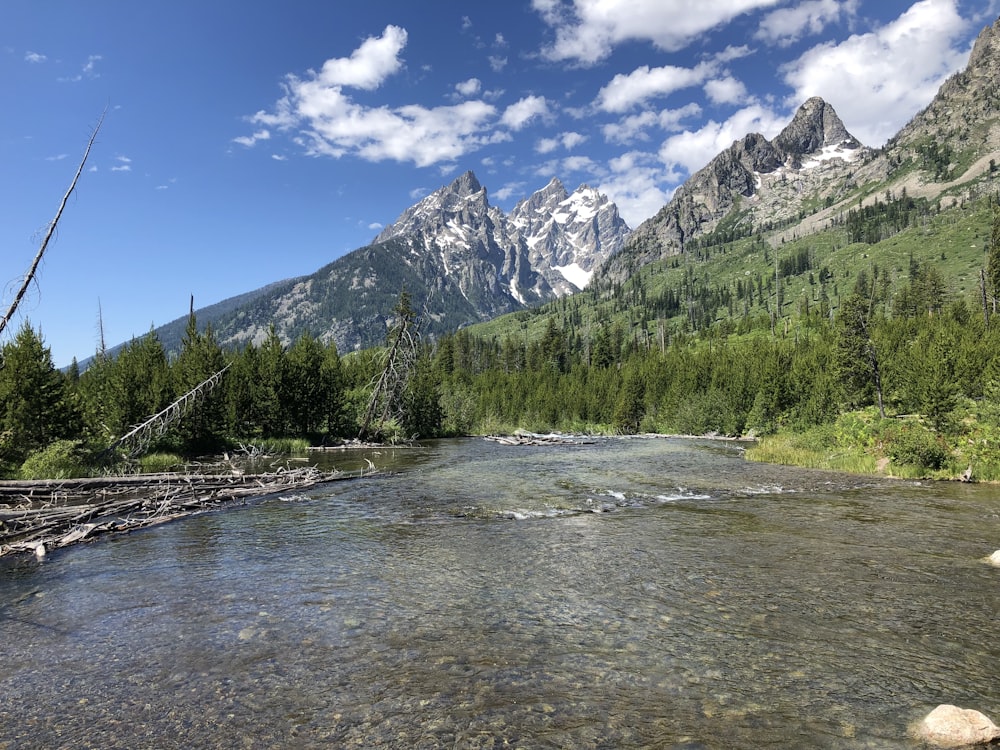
[1,437,998,748]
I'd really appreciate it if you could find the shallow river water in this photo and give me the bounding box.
[1,437,999,749]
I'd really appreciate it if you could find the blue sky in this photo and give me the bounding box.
[2,0,998,366]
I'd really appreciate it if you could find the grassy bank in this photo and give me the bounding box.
[746,409,1000,482]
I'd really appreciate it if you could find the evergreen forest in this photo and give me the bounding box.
[4,197,1000,482]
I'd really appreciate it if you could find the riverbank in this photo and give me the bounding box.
[745,408,1000,482]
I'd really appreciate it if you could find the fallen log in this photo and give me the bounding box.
[0,466,360,558]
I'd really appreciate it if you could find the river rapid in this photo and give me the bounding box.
[1,437,998,749]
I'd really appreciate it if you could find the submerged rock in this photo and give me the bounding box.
[916,704,1000,748]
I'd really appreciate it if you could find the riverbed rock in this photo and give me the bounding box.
[916,704,1000,747]
[987,550,1000,567]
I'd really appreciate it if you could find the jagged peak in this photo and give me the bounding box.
[772,97,860,159]
[449,170,483,197]
[968,15,1000,70]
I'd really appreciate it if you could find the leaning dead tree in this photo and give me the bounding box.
[0,110,105,341]
[358,291,420,441]
[105,364,230,458]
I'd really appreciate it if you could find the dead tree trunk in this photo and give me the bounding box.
[0,109,105,340]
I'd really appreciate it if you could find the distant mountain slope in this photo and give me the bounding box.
[602,16,1000,282]
[144,172,629,356]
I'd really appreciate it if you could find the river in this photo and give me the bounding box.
[1,437,998,748]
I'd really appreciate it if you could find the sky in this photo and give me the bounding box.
[2,0,999,367]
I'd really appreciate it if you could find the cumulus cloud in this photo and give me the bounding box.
[534,0,784,65]
[756,0,858,47]
[318,25,407,89]
[602,103,702,145]
[494,181,527,201]
[781,0,970,146]
[24,51,47,63]
[658,104,788,174]
[240,26,537,168]
[455,77,482,97]
[599,151,681,227]
[500,95,550,130]
[704,75,748,105]
[536,131,587,153]
[595,62,714,113]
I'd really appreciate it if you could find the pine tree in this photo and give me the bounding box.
[171,312,227,453]
[0,322,78,473]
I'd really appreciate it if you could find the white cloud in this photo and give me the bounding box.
[494,33,508,47]
[658,104,788,174]
[233,129,271,147]
[500,95,549,130]
[537,131,588,153]
[24,51,47,63]
[599,151,681,227]
[488,55,508,72]
[271,154,287,161]
[455,77,482,97]
[368,222,383,230]
[82,54,102,76]
[243,26,512,168]
[602,103,702,144]
[534,0,784,65]
[714,44,753,63]
[595,62,713,113]
[704,75,748,105]
[494,182,526,201]
[756,0,858,47]
[317,25,407,89]
[781,0,970,146]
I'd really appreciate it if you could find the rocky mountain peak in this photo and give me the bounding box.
[451,170,483,197]
[772,97,859,163]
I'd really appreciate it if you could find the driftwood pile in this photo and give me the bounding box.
[484,431,596,446]
[0,467,347,558]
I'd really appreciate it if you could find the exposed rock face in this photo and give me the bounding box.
[771,96,860,166]
[376,171,629,303]
[509,177,629,295]
[603,97,864,279]
[916,704,1000,748]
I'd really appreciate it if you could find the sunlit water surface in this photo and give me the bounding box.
[1,437,999,748]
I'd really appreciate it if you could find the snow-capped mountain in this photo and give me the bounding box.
[375,171,630,302]
[146,171,631,355]
[510,177,629,296]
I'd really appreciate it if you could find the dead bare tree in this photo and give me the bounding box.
[104,364,231,458]
[0,109,105,340]
[358,291,420,441]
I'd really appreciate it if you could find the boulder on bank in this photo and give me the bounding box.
[916,704,1000,748]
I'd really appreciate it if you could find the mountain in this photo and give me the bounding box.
[147,172,629,356]
[603,16,1000,281]
[604,96,866,278]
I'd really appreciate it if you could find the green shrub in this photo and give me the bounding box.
[19,440,92,479]
[881,423,950,470]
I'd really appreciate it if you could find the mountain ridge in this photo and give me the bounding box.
[141,172,629,357]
